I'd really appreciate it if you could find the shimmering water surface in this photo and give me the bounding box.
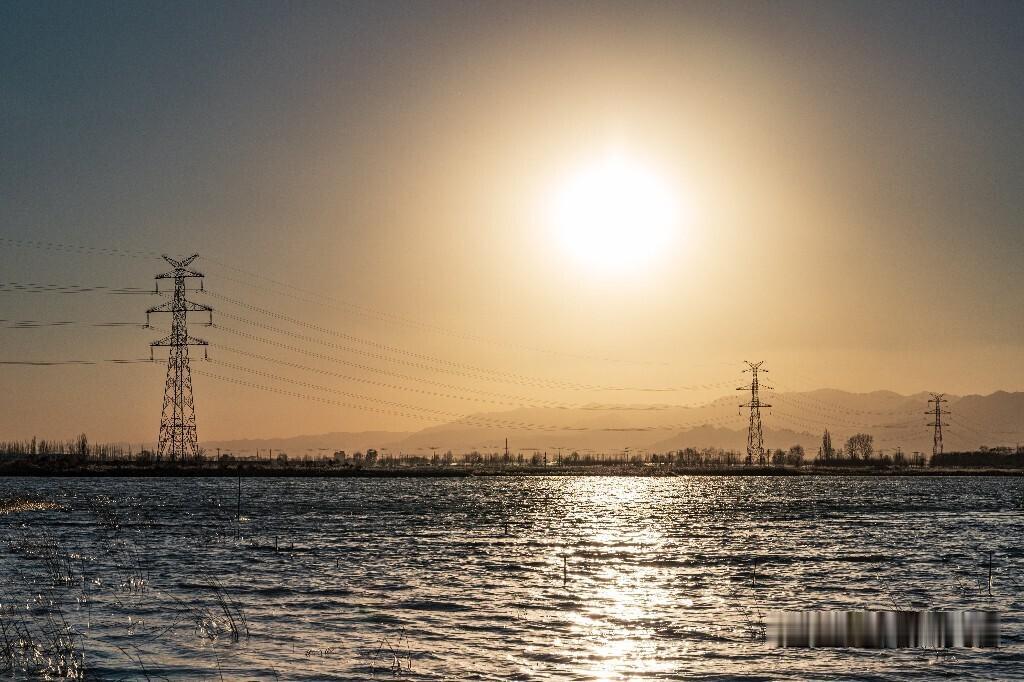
[1,476,1022,680]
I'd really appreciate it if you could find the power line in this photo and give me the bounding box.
[771,410,924,436]
[213,342,573,409]
[210,359,589,430]
[767,395,921,430]
[0,359,152,365]
[208,340,740,413]
[210,322,702,393]
[0,237,160,259]
[765,388,922,417]
[0,319,145,328]
[0,344,744,430]
[212,309,602,391]
[0,281,153,295]
[194,369,496,427]
[0,274,734,393]
[0,233,669,366]
[0,310,769,413]
[948,415,1013,442]
[193,366,743,433]
[946,412,1024,435]
[206,358,751,432]
[199,255,669,367]
[5,238,1010,442]
[207,290,724,390]
[1,231,666,366]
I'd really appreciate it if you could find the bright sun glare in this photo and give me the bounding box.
[548,153,679,273]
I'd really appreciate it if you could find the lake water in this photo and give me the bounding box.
[1,476,1022,680]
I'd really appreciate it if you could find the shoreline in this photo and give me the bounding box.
[0,464,1021,478]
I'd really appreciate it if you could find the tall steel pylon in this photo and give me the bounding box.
[738,361,772,466]
[146,255,212,461]
[926,392,948,459]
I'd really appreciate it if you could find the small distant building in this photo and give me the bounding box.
[333,450,347,463]
[276,452,289,464]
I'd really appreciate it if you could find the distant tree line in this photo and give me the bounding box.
[3,431,1021,472]
[0,434,132,459]
[931,447,1024,469]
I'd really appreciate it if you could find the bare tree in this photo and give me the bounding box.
[845,433,874,461]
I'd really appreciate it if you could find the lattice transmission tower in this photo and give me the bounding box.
[145,255,213,461]
[738,361,772,466]
[926,392,948,459]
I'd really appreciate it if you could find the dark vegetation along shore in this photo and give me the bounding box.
[1,434,1022,477]
[1,457,1022,478]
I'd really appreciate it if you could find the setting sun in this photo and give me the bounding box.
[548,152,680,273]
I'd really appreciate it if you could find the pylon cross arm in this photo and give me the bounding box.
[155,268,204,279]
[146,299,210,314]
[151,334,209,347]
[162,254,199,268]
[180,299,212,313]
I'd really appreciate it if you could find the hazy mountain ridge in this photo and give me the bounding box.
[202,431,414,455]
[201,390,1023,455]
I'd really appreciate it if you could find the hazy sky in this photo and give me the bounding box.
[1,1,1022,443]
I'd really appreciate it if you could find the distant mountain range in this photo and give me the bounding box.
[202,390,1024,456]
[202,431,414,456]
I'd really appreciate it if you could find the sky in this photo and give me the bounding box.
[1,1,1022,444]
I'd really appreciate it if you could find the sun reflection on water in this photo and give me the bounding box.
[558,478,682,680]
